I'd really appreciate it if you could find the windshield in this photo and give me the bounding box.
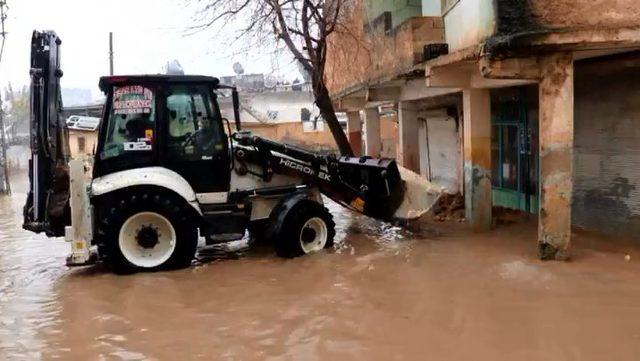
[101,85,156,160]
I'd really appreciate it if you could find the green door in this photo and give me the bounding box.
[491,90,538,213]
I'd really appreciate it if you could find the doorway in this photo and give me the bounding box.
[491,87,539,214]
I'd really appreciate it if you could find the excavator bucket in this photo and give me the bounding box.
[23,31,71,237]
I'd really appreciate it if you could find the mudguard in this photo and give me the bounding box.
[90,167,202,214]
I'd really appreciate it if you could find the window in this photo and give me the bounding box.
[101,85,155,160]
[166,85,224,161]
[78,136,86,153]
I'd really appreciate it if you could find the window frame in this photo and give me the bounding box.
[162,83,226,162]
[99,84,158,161]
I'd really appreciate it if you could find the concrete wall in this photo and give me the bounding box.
[68,130,98,160]
[573,52,640,238]
[244,115,397,156]
[443,0,496,52]
[242,122,338,152]
[421,0,441,16]
[366,0,423,28]
[380,114,399,159]
[220,91,320,124]
[244,92,320,123]
[513,0,640,31]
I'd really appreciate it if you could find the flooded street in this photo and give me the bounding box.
[2,170,640,360]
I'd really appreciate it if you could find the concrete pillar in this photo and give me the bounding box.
[363,107,381,157]
[538,52,574,260]
[346,111,362,156]
[398,102,420,172]
[462,89,492,231]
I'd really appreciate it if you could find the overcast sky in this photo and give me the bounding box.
[0,0,297,100]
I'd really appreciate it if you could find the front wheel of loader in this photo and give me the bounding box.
[273,200,335,258]
[96,189,198,274]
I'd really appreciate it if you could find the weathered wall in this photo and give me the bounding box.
[443,0,639,53]
[325,0,444,96]
[380,114,398,159]
[521,0,640,31]
[68,130,98,160]
[243,122,338,152]
[573,52,640,238]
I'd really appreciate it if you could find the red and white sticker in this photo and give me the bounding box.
[113,86,153,115]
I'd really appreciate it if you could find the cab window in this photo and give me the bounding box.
[101,85,156,160]
[165,85,225,160]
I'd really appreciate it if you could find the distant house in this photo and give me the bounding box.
[66,116,100,160]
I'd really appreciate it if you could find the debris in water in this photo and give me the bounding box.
[393,166,443,220]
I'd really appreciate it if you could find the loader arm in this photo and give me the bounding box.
[233,132,406,221]
[23,30,71,237]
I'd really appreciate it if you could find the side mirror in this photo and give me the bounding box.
[231,88,241,131]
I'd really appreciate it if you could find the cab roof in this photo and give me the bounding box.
[99,75,221,92]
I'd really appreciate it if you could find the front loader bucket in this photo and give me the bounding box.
[335,157,443,222]
[336,157,406,220]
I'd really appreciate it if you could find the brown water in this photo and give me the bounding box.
[2,171,640,360]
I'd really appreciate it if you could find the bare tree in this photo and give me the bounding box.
[193,0,355,156]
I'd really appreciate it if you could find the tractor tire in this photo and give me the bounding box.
[95,189,198,274]
[273,200,335,258]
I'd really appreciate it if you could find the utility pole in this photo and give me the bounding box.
[0,98,9,194]
[0,1,10,195]
[109,32,114,75]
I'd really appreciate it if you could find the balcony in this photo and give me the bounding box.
[326,15,444,97]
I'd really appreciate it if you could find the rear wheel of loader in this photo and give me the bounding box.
[96,189,198,274]
[273,200,335,258]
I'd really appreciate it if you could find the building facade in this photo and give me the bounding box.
[326,0,640,258]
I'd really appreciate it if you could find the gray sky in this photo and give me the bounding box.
[0,0,297,100]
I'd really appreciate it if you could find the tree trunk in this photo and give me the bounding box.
[313,83,354,156]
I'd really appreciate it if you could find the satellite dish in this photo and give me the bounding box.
[264,74,277,89]
[165,60,184,75]
[233,62,245,76]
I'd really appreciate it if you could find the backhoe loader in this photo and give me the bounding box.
[22,30,436,273]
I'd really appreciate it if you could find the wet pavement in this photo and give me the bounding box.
[2,170,640,360]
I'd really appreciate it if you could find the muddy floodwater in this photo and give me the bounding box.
[2,170,640,360]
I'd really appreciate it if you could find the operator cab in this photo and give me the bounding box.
[95,75,231,194]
